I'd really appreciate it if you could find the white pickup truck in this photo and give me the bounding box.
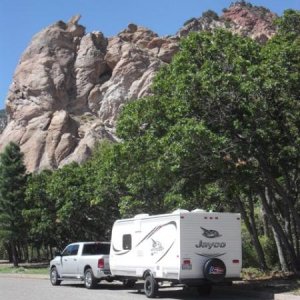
[49,241,111,289]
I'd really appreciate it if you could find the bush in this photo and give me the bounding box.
[183,18,197,27]
[202,10,219,21]
[259,235,279,269]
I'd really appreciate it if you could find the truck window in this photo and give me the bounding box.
[62,244,79,256]
[82,243,110,255]
[123,234,132,250]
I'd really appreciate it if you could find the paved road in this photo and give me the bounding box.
[0,276,271,300]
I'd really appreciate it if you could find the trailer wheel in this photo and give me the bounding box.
[197,284,212,296]
[203,258,226,283]
[84,268,97,289]
[144,275,158,298]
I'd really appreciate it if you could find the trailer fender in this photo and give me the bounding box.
[143,269,153,280]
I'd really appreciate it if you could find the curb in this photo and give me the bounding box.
[275,294,300,300]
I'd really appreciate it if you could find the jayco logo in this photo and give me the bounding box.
[201,227,222,238]
[195,227,226,249]
[195,240,226,249]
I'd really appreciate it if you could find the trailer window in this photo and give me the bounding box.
[123,234,132,250]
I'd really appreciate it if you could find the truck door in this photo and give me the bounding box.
[61,244,80,277]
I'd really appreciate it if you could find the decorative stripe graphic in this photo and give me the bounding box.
[156,240,175,263]
[112,221,177,261]
[136,221,177,247]
[113,245,130,256]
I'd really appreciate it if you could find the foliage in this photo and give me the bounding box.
[1,10,300,273]
[115,10,300,271]
[183,18,197,27]
[276,9,300,36]
[0,142,27,265]
[202,10,219,21]
[23,142,120,250]
[241,224,260,268]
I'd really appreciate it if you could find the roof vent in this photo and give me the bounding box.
[134,214,149,219]
[172,209,189,214]
[191,209,206,213]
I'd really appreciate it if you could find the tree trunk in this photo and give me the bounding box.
[4,243,12,262]
[236,197,268,271]
[10,241,18,267]
[259,188,299,272]
[261,205,270,238]
[271,224,288,271]
[258,156,300,235]
[293,216,300,257]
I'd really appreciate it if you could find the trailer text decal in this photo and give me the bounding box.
[195,227,226,258]
[195,240,226,249]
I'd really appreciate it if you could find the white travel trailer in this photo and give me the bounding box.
[110,209,242,298]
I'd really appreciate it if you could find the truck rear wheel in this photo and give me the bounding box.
[84,268,97,289]
[144,275,158,298]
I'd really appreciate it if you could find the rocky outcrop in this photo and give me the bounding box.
[0,16,178,171]
[0,3,278,172]
[178,2,277,42]
[0,110,7,133]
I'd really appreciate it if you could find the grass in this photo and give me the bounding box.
[0,264,49,275]
[241,268,300,296]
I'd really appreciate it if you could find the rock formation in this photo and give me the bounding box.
[178,2,276,42]
[0,2,278,172]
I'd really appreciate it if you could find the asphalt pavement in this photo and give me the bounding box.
[0,275,275,300]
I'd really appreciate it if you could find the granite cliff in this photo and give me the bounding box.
[0,2,278,171]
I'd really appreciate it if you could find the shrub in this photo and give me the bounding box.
[202,10,219,21]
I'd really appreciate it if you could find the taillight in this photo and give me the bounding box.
[98,258,104,269]
[182,259,192,270]
[232,259,240,264]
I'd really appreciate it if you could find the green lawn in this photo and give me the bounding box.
[0,265,49,275]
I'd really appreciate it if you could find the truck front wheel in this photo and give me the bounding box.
[50,267,61,286]
[84,268,97,289]
[144,275,158,298]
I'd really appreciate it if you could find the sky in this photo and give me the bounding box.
[0,0,299,110]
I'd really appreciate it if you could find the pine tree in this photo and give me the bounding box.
[0,142,27,266]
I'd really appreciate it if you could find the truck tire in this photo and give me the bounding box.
[144,275,158,298]
[84,268,97,289]
[203,258,226,283]
[50,267,61,286]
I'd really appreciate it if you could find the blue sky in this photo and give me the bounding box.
[0,0,299,109]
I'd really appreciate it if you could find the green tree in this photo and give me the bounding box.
[0,142,27,266]
[115,10,300,271]
[23,170,57,258]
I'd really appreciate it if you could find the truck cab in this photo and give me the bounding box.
[50,241,111,289]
